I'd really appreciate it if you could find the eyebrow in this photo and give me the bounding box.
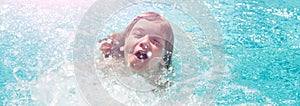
[132,27,145,32]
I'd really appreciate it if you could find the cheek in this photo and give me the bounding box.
[151,48,163,57]
[124,39,135,53]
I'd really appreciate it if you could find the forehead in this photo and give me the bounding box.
[132,19,163,31]
[131,19,173,43]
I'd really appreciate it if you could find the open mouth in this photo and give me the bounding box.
[134,50,148,60]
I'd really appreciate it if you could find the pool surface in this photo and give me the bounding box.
[0,0,299,105]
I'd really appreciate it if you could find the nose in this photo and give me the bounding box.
[139,35,151,49]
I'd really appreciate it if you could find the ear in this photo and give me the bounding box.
[160,58,168,66]
[162,53,172,66]
[160,60,164,65]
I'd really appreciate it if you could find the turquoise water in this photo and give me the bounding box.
[1,0,299,105]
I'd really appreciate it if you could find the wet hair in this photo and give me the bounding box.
[110,12,174,70]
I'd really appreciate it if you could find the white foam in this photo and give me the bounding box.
[30,63,87,105]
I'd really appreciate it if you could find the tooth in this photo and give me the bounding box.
[140,54,143,59]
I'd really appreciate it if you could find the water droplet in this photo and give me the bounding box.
[16,33,22,38]
[115,41,119,45]
[147,51,152,58]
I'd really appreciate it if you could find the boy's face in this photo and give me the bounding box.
[124,19,170,72]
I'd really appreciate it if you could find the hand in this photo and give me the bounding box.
[98,38,113,58]
[97,33,121,58]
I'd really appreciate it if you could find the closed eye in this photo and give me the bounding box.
[132,31,145,38]
[151,38,162,47]
[135,34,144,37]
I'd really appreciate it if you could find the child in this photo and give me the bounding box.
[98,12,174,75]
[98,12,174,93]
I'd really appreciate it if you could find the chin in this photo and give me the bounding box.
[130,62,149,72]
[130,67,144,72]
[129,62,148,72]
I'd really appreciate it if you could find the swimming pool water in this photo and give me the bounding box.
[0,0,299,105]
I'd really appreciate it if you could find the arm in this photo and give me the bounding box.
[98,33,121,58]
